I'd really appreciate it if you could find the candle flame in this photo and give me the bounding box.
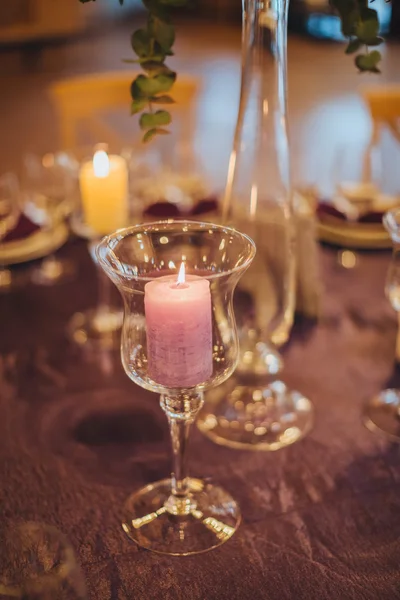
[93,150,110,178]
[177,262,186,285]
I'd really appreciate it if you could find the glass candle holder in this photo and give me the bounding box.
[68,148,129,349]
[22,152,78,286]
[96,220,255,556]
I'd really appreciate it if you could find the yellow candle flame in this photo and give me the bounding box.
[177,262,186,285]
[93,150,110,178]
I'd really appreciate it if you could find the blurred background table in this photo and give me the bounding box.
[1,11,400,600]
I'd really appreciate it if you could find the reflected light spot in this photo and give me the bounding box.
[338,250,357,269]
[250,184,258,217]
[254,426,267,436]
[42,153,54,168]
[203,414,217,430]
[168,260,175,269]
[280,427,301,444]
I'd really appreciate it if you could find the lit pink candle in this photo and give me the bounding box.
[145,264,213,388]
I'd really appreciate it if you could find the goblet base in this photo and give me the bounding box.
[363,389,400,442]
[67,308,123,348]
[122,477,240,556]
[198,380,314,451]
[31,257,75,286]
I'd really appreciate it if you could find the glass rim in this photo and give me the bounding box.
[96,219,256,282]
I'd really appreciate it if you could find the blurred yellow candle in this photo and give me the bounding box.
[79,150,128,235]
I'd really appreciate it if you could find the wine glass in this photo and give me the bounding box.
[0,173,21,290]
[0,522,87,599]
[363,208,400,440]
[96,220,255,555]
[23,152,78,285]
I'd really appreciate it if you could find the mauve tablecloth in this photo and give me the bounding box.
[1,239,400,600]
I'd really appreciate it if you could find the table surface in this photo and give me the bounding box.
[1,239,400,600]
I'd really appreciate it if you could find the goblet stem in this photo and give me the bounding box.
[160,392,203,515]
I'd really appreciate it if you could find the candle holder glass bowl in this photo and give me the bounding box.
[67,150,128,350]
[363,209,400,441]
[96,220,255,556]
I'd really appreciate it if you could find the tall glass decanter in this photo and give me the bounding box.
[198,0,314,451]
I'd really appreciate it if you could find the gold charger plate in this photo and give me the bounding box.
[0,222,69,265]
[317,220,391,250]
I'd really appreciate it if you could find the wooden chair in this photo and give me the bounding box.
[48,71,201,153]
[362,86,400,147]
[361,86,400,182]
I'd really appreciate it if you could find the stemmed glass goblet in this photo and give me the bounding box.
[96,220,255,555]
[363,208,400,440]
[23,152,78,285]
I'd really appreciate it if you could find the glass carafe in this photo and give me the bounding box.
[198,0,314,451]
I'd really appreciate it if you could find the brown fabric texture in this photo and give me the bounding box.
[0,239,400,600]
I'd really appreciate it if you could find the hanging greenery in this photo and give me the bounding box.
[79,0,390,141]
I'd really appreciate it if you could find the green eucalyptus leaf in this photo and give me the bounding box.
[143,128,158,143]
[131,77,145,100]
[355,50,382,73]
[131,29,151,58]
[135,72,176,97]
[151,17,175,52]
[365,36,384,47]
[142,0,171,22]
[356,8,379,43]
[341,9,358,37]
[345,38,362,54]
[142,126,171,142]
[139,110,172,130]
[140,112,159,129]
[153,110,172,125]
[154,128,170,135]
[150,94,175,104]
[131,98,147,114]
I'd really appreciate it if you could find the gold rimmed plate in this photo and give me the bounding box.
[0,222,69,265]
